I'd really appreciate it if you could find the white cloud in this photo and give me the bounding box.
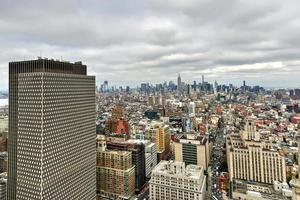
[1,0,300,89]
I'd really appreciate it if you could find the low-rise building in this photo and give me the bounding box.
[149,160,206,200]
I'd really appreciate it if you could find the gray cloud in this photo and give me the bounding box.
[1,0,300,90]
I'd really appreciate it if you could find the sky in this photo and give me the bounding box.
[1,0,300,90]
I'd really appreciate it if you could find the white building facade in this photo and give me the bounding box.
[149,161,206,200]
[227,118,286,185]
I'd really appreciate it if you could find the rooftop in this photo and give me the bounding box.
[152,160,203,180]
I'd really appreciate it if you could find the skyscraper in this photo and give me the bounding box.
[177,73,181,92]
[243,80,246,92]
[8,58,96,200]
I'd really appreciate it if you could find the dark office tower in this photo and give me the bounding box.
[8,58,96,200]
[193,81,197,92]
[290,89,295,97]
[187,84,191,96]
[242,80,246,92]
[202,74,204,85]
[126,86,130,92]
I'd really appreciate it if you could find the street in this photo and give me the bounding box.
[207,127,226,200]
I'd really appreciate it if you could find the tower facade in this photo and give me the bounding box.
[8,59,96,200]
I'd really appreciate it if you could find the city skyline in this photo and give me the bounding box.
[2,1,300,200]
[1,0,300,90]
[0,72,299,93]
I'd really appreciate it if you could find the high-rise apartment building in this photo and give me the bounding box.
[145,121,171,161]
[156,123,171,161]
[149,161,206,200]
[106,140,146,193]
[96,136,135,200]
[8,59,96,200]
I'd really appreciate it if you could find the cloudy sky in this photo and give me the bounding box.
[1,0,300,90]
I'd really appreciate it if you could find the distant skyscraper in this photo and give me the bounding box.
[126,86,130,92]
[101,80,109,92]
[140,83,149,93]
[188,102,196,117]
[177,73,182,92]
[202,74,204,85]
[8,59,96,200]
[214,80,218,95]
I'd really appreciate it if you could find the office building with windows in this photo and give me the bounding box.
[106,139,146,193]
[226,118,286,186]
[8,58,96,200]
[174,134,210,170]
[149,160,206,200]
[96,136,135,200]
[128,138,157,178]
